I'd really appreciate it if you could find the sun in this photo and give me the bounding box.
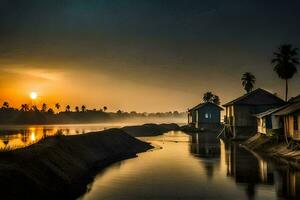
[30,92,38,100]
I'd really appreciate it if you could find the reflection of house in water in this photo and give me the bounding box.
[190,133,220,179]
[222,141,274,199]
[276,168,300,200]
[190,133,220,158]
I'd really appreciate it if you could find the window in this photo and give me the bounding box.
[205,113,209,119]
[294,113,298,131]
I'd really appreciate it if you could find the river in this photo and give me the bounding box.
[78,131,299,200]
[0,123,135,150]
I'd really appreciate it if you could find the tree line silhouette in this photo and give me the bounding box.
[0,102,185,124]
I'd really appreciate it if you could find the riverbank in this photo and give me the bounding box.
[122,123,180,137]
[0,128,153,200]
[243,133,300,168]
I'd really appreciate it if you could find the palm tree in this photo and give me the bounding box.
[32,105,39,112]
[103,106,107,112]
[66,105,71,112]
[81,105,86,112]
[2,101,9,109]
[203,92,214,103]
[272,44,299,101]
[75,106,80,112]
[41,103,47,112]
[241,72,256,94]
[21,104,29,112]
[55,103,60,111]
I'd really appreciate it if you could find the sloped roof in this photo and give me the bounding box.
[255,104,289,118]
[223,88,285,107]
[188,102,223,112]
[275,101,300,116]
[288,94,300,103]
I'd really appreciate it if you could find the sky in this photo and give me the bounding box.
[0,0,300,112]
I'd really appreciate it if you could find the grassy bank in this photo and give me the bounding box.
[0,128,153,200]
[122,123,180,137]
[243,133,300,168]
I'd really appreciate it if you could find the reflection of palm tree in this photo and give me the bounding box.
[21,132,29,144]
[2,136,9,146]
[272,44,299,101]
[241,72,256,94]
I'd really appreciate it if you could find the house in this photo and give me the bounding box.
[223,88,285,139]
[188,102,223,129]
[274,101,300,141]
[255,105,287,136]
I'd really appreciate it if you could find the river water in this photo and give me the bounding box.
[0,123,133,150]
[78,131,300,200]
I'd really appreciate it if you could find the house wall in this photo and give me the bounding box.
[225,105,234,125]
[257,118,266,134]
[271,115,281,129]
[231,104,281,139]
[284,112,300,140]
[197,105,221,124]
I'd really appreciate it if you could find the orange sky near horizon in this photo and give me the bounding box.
[0,60,299,113]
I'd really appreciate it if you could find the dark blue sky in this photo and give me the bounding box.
[0,0,300,111]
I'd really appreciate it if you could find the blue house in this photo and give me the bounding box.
[188,102,223,129]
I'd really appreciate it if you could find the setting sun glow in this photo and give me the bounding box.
[30,92,38,100]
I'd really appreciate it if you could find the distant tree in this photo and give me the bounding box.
[2,101,9,109]
[103,106,107,112]
[81,105,86,112]
[21,104,29,112]
[117,110,122,115]
[66,105,71,112]
[75,106,80,112]
[31,105,39,112]
[55,103,60,111]
[241,72,256,94]
[272,44,299,101]
[203,92,214,103]
[41,103,47,112]
[47,108,54,114]
[173,111,179,116]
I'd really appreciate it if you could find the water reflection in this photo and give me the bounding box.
[0,124,123,150]
[79,131,300,200]
[191,132,300,200]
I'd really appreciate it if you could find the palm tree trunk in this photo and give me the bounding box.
[285,79,288,102]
